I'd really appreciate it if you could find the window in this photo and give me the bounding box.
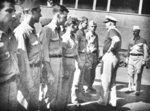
[40,0,47,5]
[110,0,140,13]
[142,0,150,15]
[96,0,107,11]
[78,0,93,9]
[63,0,76,8]
[53,0,60,5]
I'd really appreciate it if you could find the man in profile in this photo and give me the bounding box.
[14,0,42,110]
[40,4,68,111]
[98,16,122,108]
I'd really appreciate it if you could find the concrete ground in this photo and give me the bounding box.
[67,65,150,111]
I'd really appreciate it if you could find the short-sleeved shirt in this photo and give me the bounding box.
[103,27,122,54]
[15,21,42,64]
[0,30,19,82]
[14,21,42,89]
[75,29,87,53]
[62,32,78,57]
[40,24,62,62]
[86,30,99,53]
[128,36,147,55]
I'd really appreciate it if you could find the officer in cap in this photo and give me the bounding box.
[98,15,122,107]
[14,0,42,110]
[84,20,99,94]
[125,25,149,96]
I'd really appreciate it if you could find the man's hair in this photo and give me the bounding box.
[80,16,88,23]
[52,4,69,14]
[65,17,79,26]
[0,0,15,10]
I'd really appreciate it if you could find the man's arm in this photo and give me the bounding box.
[40,27,54,81]
[96,33,99,59]
[15,31,35,91]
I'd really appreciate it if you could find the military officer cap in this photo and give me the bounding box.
[21,0,41,10]
[133,25,140,31]
[89,20,97,27]
[103,15,118,23]
[40,17,52,27]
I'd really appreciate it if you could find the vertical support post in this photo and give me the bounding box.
[138,0,143,14]
[60,0,63,5]
[93,0,97,10]
[75,0,79,9]
[107,0,111,12]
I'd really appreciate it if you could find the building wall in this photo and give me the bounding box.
[16,5,150,50]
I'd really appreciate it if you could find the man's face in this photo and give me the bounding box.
[82,20,88,29]
[0,2,15,28]
[133,30,140,37]
[58,11,68,25]
[89,25,97,32]
[32,7,42,23]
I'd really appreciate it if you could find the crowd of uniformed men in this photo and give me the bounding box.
[0,0,149,111]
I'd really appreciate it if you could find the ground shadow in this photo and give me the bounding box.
[116,81,150,111]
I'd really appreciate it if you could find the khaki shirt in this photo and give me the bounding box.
[40,23,62,62]
[86,30,99,55]
[103,26,122,55]
[14,21,42,89]
[128,36,149,60]
[0,30,19,82]
[75,29,87,53]
[62,32,78,57]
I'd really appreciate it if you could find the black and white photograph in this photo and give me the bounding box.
[0,0,150,111]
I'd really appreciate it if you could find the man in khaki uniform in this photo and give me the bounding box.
[85,20,99,94]
[0,0,18,111]
[71,16,88,104]
[60,17,79,110]
[14,0,42,110]
[98,16,122,107]
[125,26,149,96]
[40,5,68,111]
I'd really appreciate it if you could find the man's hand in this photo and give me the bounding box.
[142,60,146,66]
[47,70,55,82]
[125,57,129,64]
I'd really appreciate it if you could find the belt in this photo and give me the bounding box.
[130,54,143,56]
[30,63,41,67]
[49,55,62,58]
[64,56,75,58]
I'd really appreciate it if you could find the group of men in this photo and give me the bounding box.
[0,0,149,111]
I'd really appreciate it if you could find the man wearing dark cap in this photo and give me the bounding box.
[14,0,42,110]
[0,0,18,111]
[40,4,68,111]
[98,15,122,107]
